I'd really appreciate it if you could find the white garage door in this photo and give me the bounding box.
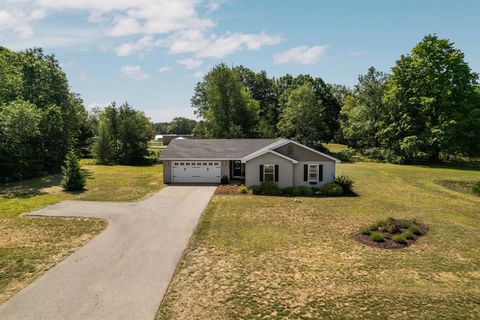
[172,161,221,183]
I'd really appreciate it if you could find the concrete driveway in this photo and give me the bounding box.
[0,186,216,320]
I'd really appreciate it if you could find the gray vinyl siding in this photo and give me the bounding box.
[163,160,172,183]
[275,142,335,162]
[245,153,293,188]
[293,161,335,187]
[221,161,230,179]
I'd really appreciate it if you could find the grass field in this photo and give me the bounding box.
[158,162,480,319]
[0,161,164,304]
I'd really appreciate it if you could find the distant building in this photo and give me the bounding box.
[162,134,193,145]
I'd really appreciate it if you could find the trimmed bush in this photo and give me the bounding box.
[239,186,248,194]
[370,232,384,242]
[249,185,260,195]
[361,227,371,235]
[473,181,480,195]
[335,174,355,195]
[392,233,407,244]
[408,225,421,235]
[61,150,86,191]
[320,183,344,196]
[404,231,415,239]
[221,175,229,184]
[254,181,279,195]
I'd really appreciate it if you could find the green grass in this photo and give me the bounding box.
[158,162,480,320]
[0,161,164,303]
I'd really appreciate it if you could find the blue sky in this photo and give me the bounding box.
[1,0,479,122]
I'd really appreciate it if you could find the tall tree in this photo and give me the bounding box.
[234,66,279,137]
[277,84,329,149]
[191,64,259,138]
[0,47,90,181]
[167,117,197,134]
[381,34,480,162]
[92,102,155,165]
[340,67,388,153]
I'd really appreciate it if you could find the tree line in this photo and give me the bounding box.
[190,34,480,163]
[0,47,155,182]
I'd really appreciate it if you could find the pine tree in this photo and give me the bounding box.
[61,150,86,191]
[93,121,115,164]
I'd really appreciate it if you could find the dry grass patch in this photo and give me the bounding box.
[158,162,480,320]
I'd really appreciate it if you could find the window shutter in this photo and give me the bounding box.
[274,165,279,182]
[319,164,324,181]
[303,164,308,181]
[259,165,264,182]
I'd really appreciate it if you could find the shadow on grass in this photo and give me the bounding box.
[0,170,92,199]
[417,160,480,172]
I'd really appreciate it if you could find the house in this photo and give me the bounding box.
[154,134,163,141]
[162,134,193,146]
[160,138,340,187]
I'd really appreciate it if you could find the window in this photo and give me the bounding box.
[180,163,184,165]
[186,162,190,165]
[203,163,207,165]
[208,162,213,165]
[308,164,318,181]
[174,162,178,165]
[214,162,219,165]
[264,164,275,182]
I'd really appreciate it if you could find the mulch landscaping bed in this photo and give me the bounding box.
[215,184,244,195]
[354,220,428,249]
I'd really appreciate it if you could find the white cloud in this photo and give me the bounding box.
[2,1,282,60]
[193,70,204,78]
[0,8,45,39]
[165,30,282,58]
[115,35,157,56]
[177,58,203,69]
[158,66,172,73]
[120,65,149,80]
[274,45,328,65]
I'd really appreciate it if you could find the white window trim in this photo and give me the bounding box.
[263,164,275,182]
[307,163,319,182]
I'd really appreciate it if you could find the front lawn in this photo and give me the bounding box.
[0,162,164,304]
[158,162,480,319]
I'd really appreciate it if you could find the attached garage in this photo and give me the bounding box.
[172,161,221,183]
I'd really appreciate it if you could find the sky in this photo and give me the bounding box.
[1,0,479,122]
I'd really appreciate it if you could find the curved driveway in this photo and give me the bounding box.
[0,186,216,320]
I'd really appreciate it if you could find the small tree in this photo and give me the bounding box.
[93,121,115,164]
[61,150,86,191]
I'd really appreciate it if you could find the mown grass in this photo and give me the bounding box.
[158,162,480,320]
[0,161,164,303]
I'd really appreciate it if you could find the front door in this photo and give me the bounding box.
[233,160,242,177]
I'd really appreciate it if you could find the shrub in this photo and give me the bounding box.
[61,150,86,191]
[282,187,295,195]
[320,183,344,196]
[370,232,384,242]
[384,217,401,233]
[392,233,407,244]
[249,185,261,195]
[334,174,355,195]
[408,225,421,235]
[361,227,371,235]
[404,230,415,239]
[221,175,229,184]
[472,181,480,195]
[239,186,248,194]
[258,181,279,195]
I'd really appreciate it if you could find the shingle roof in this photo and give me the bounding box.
[160,138,280,159]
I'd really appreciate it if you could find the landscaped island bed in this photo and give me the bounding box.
[158,162,480,319]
